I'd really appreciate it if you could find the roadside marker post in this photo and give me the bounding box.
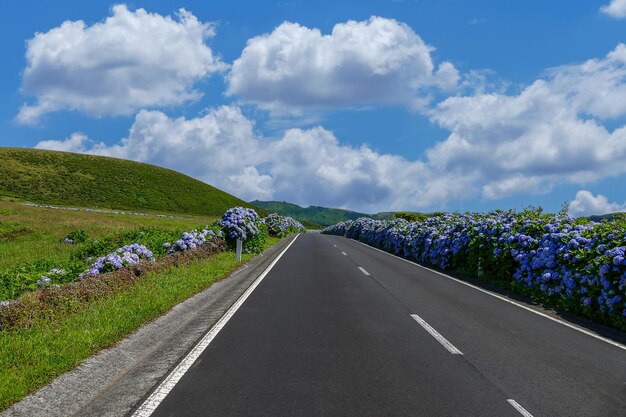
[236,239,243,262]
[477,244,484,278]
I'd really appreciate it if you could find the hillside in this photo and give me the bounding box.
[587,212,626,222]
[0,148,258,217]
[251,200,372,227]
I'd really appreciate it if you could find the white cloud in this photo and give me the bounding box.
[266,127,454,210]
[601,0,626,18]
[548,43,626,119]
[32,42,626,212]
[468,18,486,25]
[35,132,91,152]
[481,176,547,200]
[18,5,225,124]
[35,105,469,212]
[569,190,626,217]
[227,17,458,112]
[426,44,626,200]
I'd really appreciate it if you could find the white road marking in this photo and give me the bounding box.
[352,239,626,352]
[131,235,301,417]
[410,314,463,355]
[507,399,534,417]
[358,267,370,276]
[333,244,337,247]
[341,251,347,256]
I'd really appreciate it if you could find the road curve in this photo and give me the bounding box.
[139,233,626,417]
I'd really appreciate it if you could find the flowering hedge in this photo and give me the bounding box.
[264,213,306,237]
[164,227,223,254]
[80,244,155,278]
[220,207,262,240]
[220,207,267,254]
[323,209,626,329]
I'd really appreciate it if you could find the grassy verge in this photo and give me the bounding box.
[0,236,281,410]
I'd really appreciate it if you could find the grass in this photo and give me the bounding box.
[0,199,225,301]
[0,236,281,410]
[0,147,261,217]
[0,199,216,270]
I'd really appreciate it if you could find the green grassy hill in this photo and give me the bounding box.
[586,213,626,222]
[251,200,372,227]
[251,201,434,227]
[0,148,258,216]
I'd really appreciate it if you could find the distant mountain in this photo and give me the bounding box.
[371,212,395,220]
[0,148,261,217]
[250,201,372,227]
[586,213,626,222]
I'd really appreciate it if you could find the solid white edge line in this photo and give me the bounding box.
[410,314,463,355]
[358,267,370,276]
[351,239,626,352]
[507,399,535,417]
[131,234,301,417]
[341,251,347,255]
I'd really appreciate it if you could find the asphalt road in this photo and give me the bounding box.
[141,233,626,417]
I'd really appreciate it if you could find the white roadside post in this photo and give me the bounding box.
[477,243,484,278]
[236,239,243,262]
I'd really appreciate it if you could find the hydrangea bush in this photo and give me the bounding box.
[36,268,66,289]
[81,244,155,277]
[264,213,306,237]
[165,227,223,254]
[323,209,626,329]
[63,230,89,244]
[220,207,267,254]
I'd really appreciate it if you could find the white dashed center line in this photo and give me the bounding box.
[507,399,534,417]
[410,314,463,355]
[358,267,370,276]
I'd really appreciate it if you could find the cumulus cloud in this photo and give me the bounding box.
[569,190,626,217]
[601,0,626,18]
[548,43,626,119]
[265,127,469,210]
[35,132,91,152]
[18,5,225,124]
[227,17,458,112]
[32,41,626,212]
[35,106,468,212]
[426,44,626,200]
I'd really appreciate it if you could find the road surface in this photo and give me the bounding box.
[137,233,626,417]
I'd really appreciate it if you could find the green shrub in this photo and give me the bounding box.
[64,230,89,244]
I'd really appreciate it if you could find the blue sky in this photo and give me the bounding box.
[1,0,626,215]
